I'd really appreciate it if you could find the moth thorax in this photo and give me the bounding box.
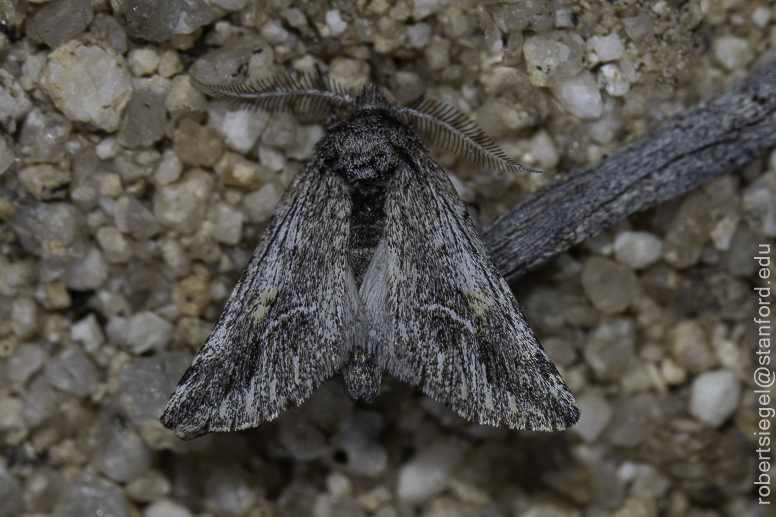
[334,144,398,184]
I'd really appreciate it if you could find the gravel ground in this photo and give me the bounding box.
[0,0,774,516]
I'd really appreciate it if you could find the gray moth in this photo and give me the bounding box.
[161,74,580,440]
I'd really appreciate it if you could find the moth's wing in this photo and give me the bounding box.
[162,160,363,440]
[362,155,580,431]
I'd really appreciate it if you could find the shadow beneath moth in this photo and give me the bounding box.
[161,74,580,440]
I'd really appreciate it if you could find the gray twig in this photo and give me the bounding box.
[483,59,776,282]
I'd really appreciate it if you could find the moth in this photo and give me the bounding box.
[161,73,580,440]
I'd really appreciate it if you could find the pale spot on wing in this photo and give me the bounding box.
[245,384,256,413]
[250,287,279,322]
[269,377,277,402]
[259,287,278,304]
[219,400,231,420]
[484,387,494,412]
[462,287,496,319]
[508,393,518,414]
[459,367,469,401]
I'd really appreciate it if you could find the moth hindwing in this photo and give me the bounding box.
[161,76,579,440]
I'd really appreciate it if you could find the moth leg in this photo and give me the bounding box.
[342,346,382,403]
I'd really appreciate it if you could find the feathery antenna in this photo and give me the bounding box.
[396,98,540,174]
[193,71,538,174]
[191,70,354,115]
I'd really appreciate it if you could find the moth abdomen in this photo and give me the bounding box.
[348,180,389,287]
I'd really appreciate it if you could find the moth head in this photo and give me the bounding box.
[354,84,391,111]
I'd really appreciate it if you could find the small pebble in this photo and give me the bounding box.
[662,191,710,269]
[572,392,613,442]
[607,394,658,447]
[88,12,128,54]
[581,256,640,314]
[612,491,657,517]
[41,280,73,310]
[95,137,121,159]
[114,196,161,240]
[6,343,47,388]
[11,297,38,340]
[62,247,109,291]
[153,149,183,186]
[52,471,128,517]
[26,0,93,48]
[407,22,431,48]
[397,441,465,503]
[117,351,193,424]
[165,76,207,115]
[530,130,560,169]
[424,38,451,71]
[219,108,269,153]
[244,183,281,223]
[117,79,167,148]
[143,499,193,517]
[523,31,584,87]
[752,6,772,28]
[0,459,22,516]
[153,170,214,234]
[331,413,388,476]
[96,226,133,264]
[19,108,71,162]
[0,70,32,133]
[124,311,174,354]
[493,0,554,32]
[94,410,152,482]
[125,470,172,503]
[45,346,99,397]
[204,467,257,516]
[173,275,212,317]
[99,173,123,197]
[216,152,268,189]
[213,202,244,246]
[326,9,348,36]
[688,369,740,427]
[329,58,370,91]
[587,33,624,62]
[326,471,353,497]
[552,71,603,119]
[597,64,630,97]
[742,172,776,236]
[278,413,331,460]
[158,50,184,78]
[127,48,161,76]
[669,320,717,375]
[622,13,653,42]
[18,164,71,200]
[113,0,211,42]
[613,231,663,269]
[70,314,105,353]
[0,136,14,175]
[713,35,753,71]
[39,41,133,132]
[173,118,223,167]
[583,318,636,381]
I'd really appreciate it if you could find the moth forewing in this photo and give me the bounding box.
[361,155,579,431]
[160,161,364,440]
[161,76,579,439]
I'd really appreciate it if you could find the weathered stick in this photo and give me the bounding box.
[483,59,776,282]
